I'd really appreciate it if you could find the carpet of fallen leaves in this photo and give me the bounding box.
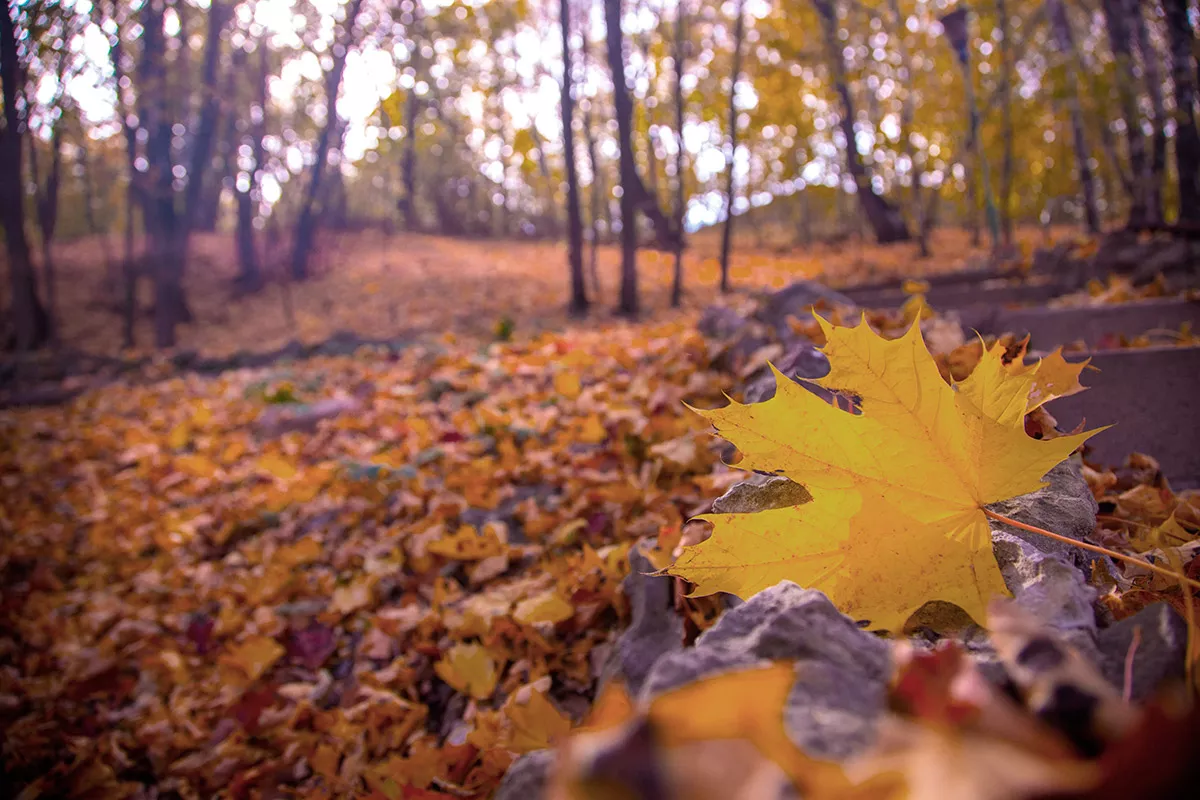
[0,314,750,798]
[4,226,1194,798]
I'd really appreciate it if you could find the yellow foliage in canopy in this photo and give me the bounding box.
[669,318,1099,630]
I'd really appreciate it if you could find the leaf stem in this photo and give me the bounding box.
[982,508,1200,591]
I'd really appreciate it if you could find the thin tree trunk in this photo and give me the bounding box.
[0,1,48,350]
[888,0,928,256]
[529,122,559,238]
[671,0,687,308]
[718,0,746,293]
[583,104,603,298]
[561,0,587,314]
[291,0,365,280]
[605,0,639,315]
[1102,0,1149,226]
[1132,1,1166,225]
[1048,0,1101,234]
[813,0,910,243]
[996,0,1016,246]
[236,43,264,293]
[138,0,186,347]
[1165,0,1200,223]
[108,7,139,348]
[29,121,63,341]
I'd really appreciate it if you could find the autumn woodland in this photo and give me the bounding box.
[3,0,1200,797]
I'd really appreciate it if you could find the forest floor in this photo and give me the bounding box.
[38,225,1065,360]
[5,224,1194,799]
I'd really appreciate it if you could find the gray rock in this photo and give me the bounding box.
[494,749,555,800]
[742,341,833,404]
[1096,602,1188,701]
[640,583,890,760]
[698,305,750,339]
[600,546,684,696]
[982,459,1102,655]
[755,280,856,337]
[711,472,812,514]
[991,531,1100,660]
[986,461,1099,571]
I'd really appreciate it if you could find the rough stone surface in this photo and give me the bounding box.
[991,531,1100,660]
[600,546,684,696]
[698,305,750,339]
[742,341,832,404]
[755,281,856,337]
[711,472,812,514]
[986,461,1099,571]
[640,582,891,760]
[1096,602,1189,701]
[494,749,555,800]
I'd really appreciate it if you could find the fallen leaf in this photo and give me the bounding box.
[670,319,1097,629]
[435,644,500,700]
[222,635,286,681]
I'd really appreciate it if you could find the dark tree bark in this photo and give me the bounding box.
[887,0,928,256]
[186,1,230,238]
[137,0,187,347]
[291,0,366,281]
[28,117,63,341]
[671,0,687,308]
[996,0,1016,246]
[235,41,270,294]
[400,1,424,231]
[1132,1,1166,225]
[0,1,49,350]
[812,0,910,243]
[1047,0,1101,234]
[718,0,746,293]
[1165,0,1200,224]
[109,13,139,349]
[604,0,639,315]
[1101,0,1150,226]
[582,103,603,298]
[561,0,587,315]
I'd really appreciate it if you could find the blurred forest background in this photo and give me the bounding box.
[3,0,1200,353]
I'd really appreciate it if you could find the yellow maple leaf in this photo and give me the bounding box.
[505,686,573,752]
[554,372,582,400]
[427,524,506,560]
[257,452,297,480]
[670,318,1098,630]
[435,643,500,700]
[513,589,575,626]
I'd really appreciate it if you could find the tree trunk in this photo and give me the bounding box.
[1102,0,1150,226]
[582,104,604,298]
[109,10,139,349]
[718,0,746,293]
[235,42,266,293]
[996,0,1016,246]
[605,0,639,315]
[1047,0,1101,234]
[528,122,559,238]
[887,0,928,256]
[561,0,587,315]
[291,0,365,280]
[400,1,424,232]
[138,0,187,347]
[0,2,48,351]
[813,0,910,243]
[1165,0,1200,224]
[1132,1,1166,225]
[671,0,687,308]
